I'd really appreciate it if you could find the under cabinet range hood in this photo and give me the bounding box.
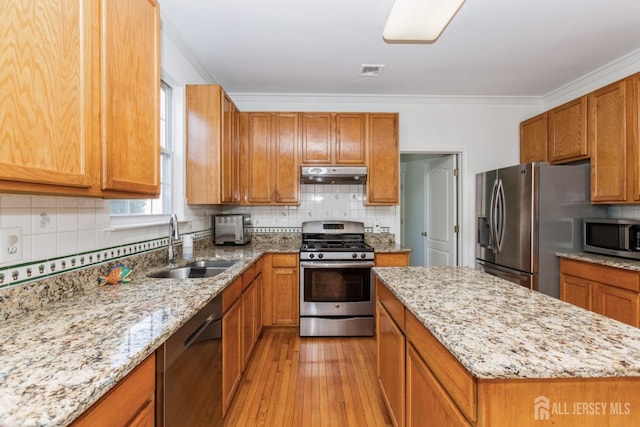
[300,166,367,185]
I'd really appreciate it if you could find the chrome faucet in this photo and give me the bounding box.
[168,214,180,265]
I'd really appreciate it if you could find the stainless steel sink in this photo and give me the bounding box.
[148,266,228,279]
[187,260,237,268]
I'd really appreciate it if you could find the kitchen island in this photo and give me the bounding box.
[374,266,640,426]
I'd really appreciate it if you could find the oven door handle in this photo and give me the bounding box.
[300,261,375,269]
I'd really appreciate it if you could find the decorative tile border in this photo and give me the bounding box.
[0,230,213,290]
[250,226,302,233]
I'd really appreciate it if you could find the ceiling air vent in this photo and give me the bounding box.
[359,64,385,77]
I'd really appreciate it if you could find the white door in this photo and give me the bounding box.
[424,155,458,266]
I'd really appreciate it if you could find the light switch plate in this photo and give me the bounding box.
[0,227,23,263]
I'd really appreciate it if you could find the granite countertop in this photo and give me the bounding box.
[373,266,640,380]
[0,236,406,427]
[557,251,640,272]
[370,242,411,253]
[0,243,288,427]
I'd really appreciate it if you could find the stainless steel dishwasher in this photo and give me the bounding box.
[157,295,223,426]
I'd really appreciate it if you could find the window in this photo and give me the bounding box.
[110,81,173,216]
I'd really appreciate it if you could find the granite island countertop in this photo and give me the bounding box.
[373,266,640,380]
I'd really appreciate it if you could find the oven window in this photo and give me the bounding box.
[303,267,371,303]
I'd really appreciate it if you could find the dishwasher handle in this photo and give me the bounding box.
[184,314,216,349]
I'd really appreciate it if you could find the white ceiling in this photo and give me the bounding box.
[159,0,640,97]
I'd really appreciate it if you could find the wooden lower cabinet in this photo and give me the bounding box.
[559,274,592,311]
[407,343,470,427]
[263,253,299,326]
[71,353,155,427]
[560,258,640,327]
[375,252,410,267]
[222,294,242,415]
[376,301,405,427]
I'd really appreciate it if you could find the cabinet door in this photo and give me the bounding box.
[185,85,223,204]
[272,267,299,325]
[0,0,95,190]
[407,344,471,427]
[519,113,548,164]
[101,0,160,195]
[631,73,640,202]
[301,113,333,164]
[548,97,589,163]
[255,272,263,337]
[589,79,628,202]
[241,280,257,368]
[376,302,405,427]
[221,95,240,204]
[273,113,300,204]
[594,284,640,327]
[222,299,242,415]
[335,114,366,164]
[242,113,273,204]
[71,353,155,427]
[560,274,592,311]
[367,114,399,205]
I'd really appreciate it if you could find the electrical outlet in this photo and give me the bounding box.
[0,227,23,263]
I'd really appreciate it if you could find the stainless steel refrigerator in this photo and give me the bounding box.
[475,162,607,298]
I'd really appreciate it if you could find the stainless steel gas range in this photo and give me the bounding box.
[299,220,375,337]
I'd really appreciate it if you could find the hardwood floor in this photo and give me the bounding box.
[224,327,392,426]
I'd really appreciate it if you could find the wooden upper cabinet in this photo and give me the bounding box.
[335,114,366,164]
[221,97,240,204]
[101,0,160,195]
[241,112,274,204]
[301,113,333,164]
[300,113,366,165]
[272,113,300,204]
[589,78,630,203]
[241,112,299,205]
[0,0,160,198]
[519,113,548,163]
[186,85,240,204]
[0,0,95,192]
[548,96,589,164]
[366,113,399,205]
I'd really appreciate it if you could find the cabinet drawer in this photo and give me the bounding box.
[242,263,257,290]
[406,311,476,423]
[560,258,639,292]
[375,252,409,267]
[223,278,243,313]
[375,278,405,331]
[72,353,155,427]
[271,253,298,268]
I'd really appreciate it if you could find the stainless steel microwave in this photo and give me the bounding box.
[583,218,640,260]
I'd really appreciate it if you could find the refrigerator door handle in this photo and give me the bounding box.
[495,179,506,253]
[489,178,499,251]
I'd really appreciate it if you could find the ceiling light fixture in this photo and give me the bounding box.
[383,0,466,43]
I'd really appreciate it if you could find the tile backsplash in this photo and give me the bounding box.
[221,184,396,232]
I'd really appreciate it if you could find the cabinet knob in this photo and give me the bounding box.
[421,232,428,237]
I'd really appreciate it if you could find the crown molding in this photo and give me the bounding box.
[228,92,542,108]
[543,49,640,109]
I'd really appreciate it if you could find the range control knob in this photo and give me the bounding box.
[352,253,358,259]
[360,253,367,259]
[308,253,315,259]
[318,253,324,259]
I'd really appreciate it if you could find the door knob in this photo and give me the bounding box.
[421,232,428,237]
